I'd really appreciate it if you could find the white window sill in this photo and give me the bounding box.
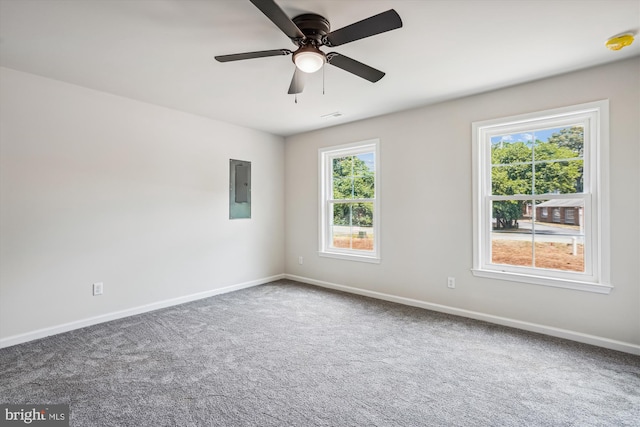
[319,251,381,264]
[471,268,613,294]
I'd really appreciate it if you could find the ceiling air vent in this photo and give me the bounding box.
[320,111,343,119]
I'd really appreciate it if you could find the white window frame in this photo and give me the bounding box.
[319,139,380,263]
[471,100,612,294]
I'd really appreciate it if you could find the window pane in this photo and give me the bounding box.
[331,226,351,249]
[536,126,584,157]
[533,199,584,272]
[331,203,351,249]
[541,207,548,218]
[333,156,352,177]
[353,175,375,198]
[534,159,583,195]
[535,141,581,161]
[333,176,353,199]
[356,152,375,172]
[332,203,350,226]
[352,202,374,250]
[491,137,533,165]
[332,153,375,200]
[352,202,373,227]
[533,234,584,272]
[491,164,533,195]
[330,202,374,251]
[491,200,532,266]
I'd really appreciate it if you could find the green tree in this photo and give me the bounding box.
[332,155,374,227]
[491,141,533,195]
[491,139,581,229]
[547,126,584,191]
[547,126,584,155]
[491,141,531,229]
[533,142,582,194]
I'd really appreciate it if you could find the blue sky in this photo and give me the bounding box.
[491,127,563,145]
[357,152,375,171]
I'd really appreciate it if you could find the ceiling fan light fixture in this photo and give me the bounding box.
[293,46,326,73]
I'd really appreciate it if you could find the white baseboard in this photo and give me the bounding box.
[0,274,284,349]
[285,274,640,356]
[5,273,638,356]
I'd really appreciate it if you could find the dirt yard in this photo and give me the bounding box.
[334,236,584,272]
[492,240,584,272]
[333,236,374,251]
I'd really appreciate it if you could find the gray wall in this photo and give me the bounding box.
[2,58,638,352]
[284,57,640,349]
[0,67,285,343]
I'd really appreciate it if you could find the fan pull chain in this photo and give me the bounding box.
[322,62,325,95]
[295,93,297,104]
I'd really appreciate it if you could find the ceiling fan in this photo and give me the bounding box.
[215,0,403,95]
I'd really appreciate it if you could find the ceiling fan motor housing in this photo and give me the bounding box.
[291,14,330,45]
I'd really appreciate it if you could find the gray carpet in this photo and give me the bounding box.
[1,280,639,426]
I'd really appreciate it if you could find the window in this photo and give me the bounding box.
[472,101,611,293]
[319,140,380,262]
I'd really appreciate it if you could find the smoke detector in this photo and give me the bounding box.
[606,33,635,51]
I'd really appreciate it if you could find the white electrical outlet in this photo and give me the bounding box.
[93,282,103,296]
[447,277,455,289]
[298,256,304,265]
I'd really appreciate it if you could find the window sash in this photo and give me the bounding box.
[480,194,593,279]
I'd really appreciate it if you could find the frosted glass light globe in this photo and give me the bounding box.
[294,49,325,73]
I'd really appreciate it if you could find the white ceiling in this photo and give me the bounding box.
[1,0,638,137]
